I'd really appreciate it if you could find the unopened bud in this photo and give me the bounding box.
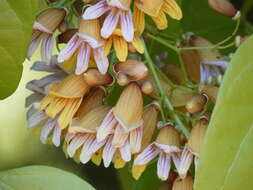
[114,59,148,81]
[117,72,129,86]
[208,0,238,18]
[187,119,208,156]
[172,175,194,190]
[200,85,218,103]
[185,94,208,114]
[141,81,154,95]
[83,68,114,87]
[57,29,78,44]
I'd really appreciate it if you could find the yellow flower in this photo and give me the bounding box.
[104,29,144,62]
[40,74,90,129]
[134,0,182,32]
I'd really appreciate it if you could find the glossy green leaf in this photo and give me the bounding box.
[0,165,95,190]
[0,0,37,99]
[195,35,253,189]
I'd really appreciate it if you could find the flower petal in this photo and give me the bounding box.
[58,34,81,63]
[40,119,55,144]
[129,126,143,153]
[75,43,91,75]
[178,148,194,179]
[97,110,116,142]
[157,152,171,181]
[27,111,47,129]
[93,47,109,74]
[119,140,131,162]
[112,124,129,148]
[67,134,88,157]
[120,10,134,42]
[27,32,43,59]
[101,9,120,39]
[52,123,62,147]
[82,0,109,20]
[134,143,160,165]
[41,34,54,63]
[102,136,116,167]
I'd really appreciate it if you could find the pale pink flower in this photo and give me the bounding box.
[134,125,181,181]
[57,19,109,75]
[83,0,134,42]
[96,83,144,156]
[28,8,67,63]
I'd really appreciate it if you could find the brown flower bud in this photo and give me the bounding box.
[36,8,67,32]
[83,68,114,87]
[117,72,129,86]
[187,119,208,156]
[185,94,208,114]
[199,85,219,103]
[156,125,180,147]
[114,59,148,81]
[172,175,194,190]
[57,29,78,44]
[208,0,238,18]
[141,81,154,95]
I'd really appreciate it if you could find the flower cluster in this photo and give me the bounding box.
[25,0,234,187]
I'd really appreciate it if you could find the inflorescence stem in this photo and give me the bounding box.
[143,39,190,138]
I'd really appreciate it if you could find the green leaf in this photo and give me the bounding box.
[0,165,95,190]
[181,0,236,42]
[194,35,253,189]
[0,0,38,99]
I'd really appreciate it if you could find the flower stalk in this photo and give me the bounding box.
[143,39,189,137]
